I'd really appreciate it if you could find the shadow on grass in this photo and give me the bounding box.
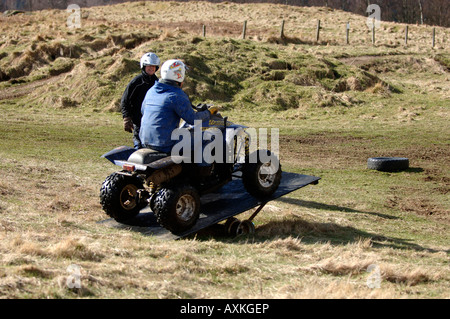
[196,218,444,253]
[371,167,424,174]
[405,167,424,173]
[99,200,445,253]
[194,199,445,253]
[277,197,398,220]
[252,218,443,253]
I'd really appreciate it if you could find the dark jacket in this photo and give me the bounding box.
[120,71,158,126]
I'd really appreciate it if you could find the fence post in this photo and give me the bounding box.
[346,22,350,44]
[242,20,247,39]
[202,25,206,37]
[316,19,321,42]
[372,18,376,45]
[432,27,436,48]
[405,25,408,46]
[280,20,285,39]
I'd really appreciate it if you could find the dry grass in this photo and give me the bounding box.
[0,122,448,299]
[0,1,448,299]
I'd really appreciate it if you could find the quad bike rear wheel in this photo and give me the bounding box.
[243,150,282,198]
[100,172,145,222]
[153,184,200,233]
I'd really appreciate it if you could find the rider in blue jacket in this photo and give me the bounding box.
[139,59,218,155]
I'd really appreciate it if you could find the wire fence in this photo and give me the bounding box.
[198,19,446,49]
[64,3,450,49]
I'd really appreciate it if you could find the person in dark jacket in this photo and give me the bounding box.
[121,52,160,149]
[140,59,218,156]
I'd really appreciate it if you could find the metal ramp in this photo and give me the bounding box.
[98,172,320,240]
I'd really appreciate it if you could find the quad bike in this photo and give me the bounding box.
[99,105,282,234]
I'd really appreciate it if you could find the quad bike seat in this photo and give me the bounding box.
[127,148,169,165]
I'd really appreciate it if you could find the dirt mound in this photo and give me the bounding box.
[340,54,448,76]
[1,41,83,81]
[104,56,140,81]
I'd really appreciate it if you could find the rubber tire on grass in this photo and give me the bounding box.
[99,172,144,222]
[367,157,409,172]
[242,150,282,198]
[153,184,200,234]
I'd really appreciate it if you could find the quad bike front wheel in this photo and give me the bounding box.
[243,150,282,198]
[100,172,145,222]
[153,184,200,233]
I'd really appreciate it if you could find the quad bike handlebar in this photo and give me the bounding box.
[192,103,220,115]
[192,103,209,112]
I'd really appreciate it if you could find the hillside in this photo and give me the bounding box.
[0,1,448,110]
[0,1,448,299]
[1,0,449,27]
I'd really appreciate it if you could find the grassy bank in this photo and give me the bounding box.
[0,1,448,299]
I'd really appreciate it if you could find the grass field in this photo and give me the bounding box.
[0,1,448,299]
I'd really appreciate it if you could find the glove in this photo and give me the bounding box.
[208,106,220,115]
[123,117,133,133]
[195,103,208,111]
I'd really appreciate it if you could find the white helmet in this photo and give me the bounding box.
[160,59,186,83]
[140,52,160,70]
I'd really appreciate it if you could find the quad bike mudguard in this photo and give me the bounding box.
[102,146,182,174]
[101,146,136,165]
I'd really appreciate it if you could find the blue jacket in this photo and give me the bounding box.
[139,81,210,153]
